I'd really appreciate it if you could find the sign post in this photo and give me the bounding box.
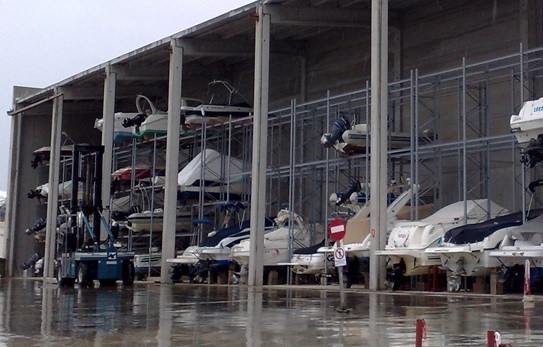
[328,218,349,312]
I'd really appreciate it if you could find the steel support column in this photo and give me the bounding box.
[160,39,183,283]
[369,0,388,291]
[43,89,64,280]
[248,4,271,287]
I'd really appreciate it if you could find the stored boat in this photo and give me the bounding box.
[375,199,508,278]
[166,203,275,282]
[177,149,247,202]
[184,80,252,126]
[510,97,543,167]
[229,210,320,269]
[427,209,543,291]
[167,202,247,267]
[283,181,421,277]
[321,114,433,155]
[27,180,77,203]
[31,144,78,169]
[121,95,203,136]
[94,112,137,143]
[127,208,193,233]
[488,213,543,267]
[510,97,543,143]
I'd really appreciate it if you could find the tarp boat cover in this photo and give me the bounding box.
[444,209,543,245]
[177,149,251,193]
[293,240,327,255]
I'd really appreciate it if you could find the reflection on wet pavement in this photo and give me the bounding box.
[0,279,542,346]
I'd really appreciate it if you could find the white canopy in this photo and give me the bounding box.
[177,149,248,186]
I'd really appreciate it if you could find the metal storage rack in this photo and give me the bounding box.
[102,46,543,283]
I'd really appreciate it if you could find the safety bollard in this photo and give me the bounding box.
[415,319,426,347]
[487,331,497,347]
[487,330,512,347]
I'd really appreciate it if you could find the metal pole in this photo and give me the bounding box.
[288,99,296,285]
[462,57,467,220]
[160,39,183,283]
[248,4,270,287]
[323,91,330,285]
[369,0,388,291]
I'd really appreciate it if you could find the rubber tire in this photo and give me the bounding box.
[77,263,89,287]
[122,261,135,286]
[56,264,75,287]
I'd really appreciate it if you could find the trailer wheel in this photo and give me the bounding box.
[122,261,135,286]
[56,264,75,287]
[77,263,90,287]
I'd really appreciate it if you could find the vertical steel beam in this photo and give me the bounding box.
[369,0,388,291]
[43,89,63,280]
[248,4,271,287]
[101,66,116,218]
[160,39,183,283]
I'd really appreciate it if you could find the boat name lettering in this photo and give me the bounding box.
[534,105,543,112]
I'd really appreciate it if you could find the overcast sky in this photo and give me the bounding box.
[0,0,255,193]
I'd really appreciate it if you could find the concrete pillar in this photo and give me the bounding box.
[160,39,183,284]
[248,4,271,287]
[369,0,388,291]
[43,90,64,280]
[101,66,117,218]
[5,95,22,277]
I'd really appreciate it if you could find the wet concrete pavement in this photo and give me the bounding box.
[0,279,542,346]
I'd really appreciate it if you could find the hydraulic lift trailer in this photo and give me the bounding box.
[55,145,135,287]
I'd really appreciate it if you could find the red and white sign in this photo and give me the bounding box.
[328,218,346,241]
[334,246,347,267]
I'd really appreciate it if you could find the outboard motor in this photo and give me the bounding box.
[321,114,351,148]
[333,180,362,206]
[122,113,147,132]
[25,218,46,236]
[521,135,543,168]
[21,253,41,271]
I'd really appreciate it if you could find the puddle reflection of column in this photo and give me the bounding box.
[40,283,54,337]
[368,293,380,346]
[246,288,262,347]
[156,285,173,347]
[0,279,12,335]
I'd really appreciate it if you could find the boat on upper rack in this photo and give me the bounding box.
[27,180,79,203]
[375,199,508,279]
[120,95,203,137]
[177,148,248,203]
[184,80,252,126]
[510,97,543,167]
[229,209,322,270]
[321,114,434,155]
[94,112,138,143]
[426,208,543,291]
[31,144,80,169]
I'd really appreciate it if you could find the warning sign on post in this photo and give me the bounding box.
[334,246,347,267]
